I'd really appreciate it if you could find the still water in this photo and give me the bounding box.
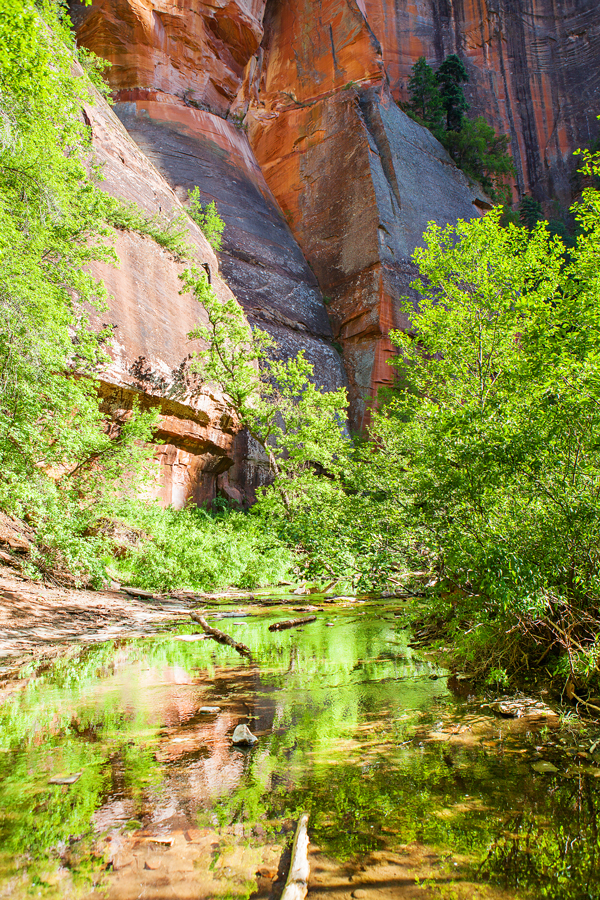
[0,598,597,899]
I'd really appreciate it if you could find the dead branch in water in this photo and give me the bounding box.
[281,813,310,900]
[268,616,317,633]
[190,612,252,658]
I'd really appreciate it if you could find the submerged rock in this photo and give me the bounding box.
[48,772,82,785]
[199,707,221,714]
[232,724,258,746]
[490,699,557,719]
[531,761,559,774]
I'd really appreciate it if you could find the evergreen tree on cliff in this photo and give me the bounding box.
[407,57,443,130]
[436,54,469,132]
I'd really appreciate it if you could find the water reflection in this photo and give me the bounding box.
[0,602,596,898]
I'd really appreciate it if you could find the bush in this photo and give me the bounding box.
[443,117,514,203]
[187,187,225,250]
[108,501,293,593]
[106,200,191,260]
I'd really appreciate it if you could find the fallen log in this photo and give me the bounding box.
[281,813,310,900]
[268,616,317,632]
[190,612,252,658]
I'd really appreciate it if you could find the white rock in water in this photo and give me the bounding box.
[232,724,257,746]
[199,706,220,714]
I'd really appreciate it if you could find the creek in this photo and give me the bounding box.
[0,597,598,899]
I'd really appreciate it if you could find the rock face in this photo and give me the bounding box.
[246,0,489,428]
[69,0,268,117]
[359,0,600,205]
[85,95,268,508]
[110,93,344,392]
[71,1,347,506]
[72,0,597,450]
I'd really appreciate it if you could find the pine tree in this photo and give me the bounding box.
[435,54,469,132]
[518,195,544,230]
[407,57,443,131]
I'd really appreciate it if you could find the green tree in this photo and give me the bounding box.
[443,116,515,203]
[370,161,600,683]
[178,269,390,584]
[435,54,469,132]
[519,195,544,229]
[182,268,349,512]
[0,0,158,581]
[407,57,443,131]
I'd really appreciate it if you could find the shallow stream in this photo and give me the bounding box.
[0,598,598,899]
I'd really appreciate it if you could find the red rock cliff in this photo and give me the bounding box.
[71,0,598,443]
[360,0,600,205]
[84,93,271,509]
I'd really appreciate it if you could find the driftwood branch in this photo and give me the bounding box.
[269,616,317,633]
[281,813,310,900]
[190,612,252,658]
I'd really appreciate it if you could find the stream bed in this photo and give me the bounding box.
[0,597,598,899]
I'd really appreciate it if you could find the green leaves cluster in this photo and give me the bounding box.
[183,268,349,503]
[366,153,600,682]
[180,268,391,583]
[107,500,292,593]
[406,55,514,202]
[0,0,159,582]
[187,187,225,250]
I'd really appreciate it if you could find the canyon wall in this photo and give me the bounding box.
[360,0,600,205]
[245,0,489,428]
[71,0,598,476]
[84,93,272,509]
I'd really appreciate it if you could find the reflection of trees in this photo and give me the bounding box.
[480,774,600,898]
[6,611,599,899]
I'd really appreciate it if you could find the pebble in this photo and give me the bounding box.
[144,859,161,870]
[199,706,220,714]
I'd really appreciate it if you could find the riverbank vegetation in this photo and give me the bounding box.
[4,2,600,702]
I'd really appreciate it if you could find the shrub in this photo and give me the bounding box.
[109,501,293,593]
[187,187,225,250]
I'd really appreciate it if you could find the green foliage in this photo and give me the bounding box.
[106,199,191,259]
[443,117,514,203]
[187,187,225,250]
[435,53,469,132]
[183,268,349,513]
[407,57,443,130]
[371,159,600,684]
[76,45,112,99]
[405,56,514,203]
[0,1,160,582]
[519,194,544,229]
[179,268,392,584]
[107,500,292,593]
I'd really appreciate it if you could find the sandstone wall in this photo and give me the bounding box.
[360,0,600,205]
[246,0,488,429]
[85,94,271,508]
[72,0,598,441]
[69,0,268,116]
[110,91,344,392]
